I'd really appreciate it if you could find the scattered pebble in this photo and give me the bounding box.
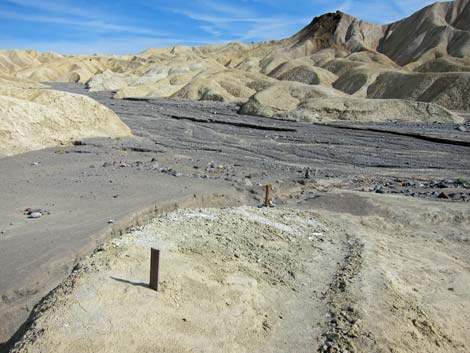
[438,192,449,199]
[24,208,49,219]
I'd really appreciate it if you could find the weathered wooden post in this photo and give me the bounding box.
[150,248,160,291]
[264,184,272,207]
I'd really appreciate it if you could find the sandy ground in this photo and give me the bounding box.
[0,147,248,347]
[9,191,470,353]
[1,84,469,350]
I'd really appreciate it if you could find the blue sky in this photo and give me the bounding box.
[0,0,438,54]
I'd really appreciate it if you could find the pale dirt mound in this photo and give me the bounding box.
[414,56,470,73]
[0,72,46,89]
[293,97,462,123]
[170,70,274,103]
[368,71,470,111]
[267,60,338,86]
[15,55,148,84]
[0,50,63,74]
[239,81,345,117]
[86,69,138,92]
[332,67,391,97]
[309,48,348,66]
[114,80,183,99]
[9,193,470,353]
[345,50,399,67]
[11,206,337,353]
[101,58,224,98]
[238,82,462,123]
[0,86,132,157]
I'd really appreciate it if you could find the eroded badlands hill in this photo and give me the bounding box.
[0,0,469,153]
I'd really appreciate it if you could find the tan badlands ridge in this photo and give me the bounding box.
[0,0,470,155]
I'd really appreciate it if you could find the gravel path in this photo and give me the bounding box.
[51,83,470,180]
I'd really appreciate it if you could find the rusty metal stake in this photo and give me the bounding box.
[149,248,160,291]
[264,184,272,207]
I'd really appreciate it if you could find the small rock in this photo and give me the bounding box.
[108,220,115,224]
[244,178,253,187]
[456,126,467,132]
[29,212,42,219]
[262,319,271,331]
[305,168,312,179]
[438,192,449,199]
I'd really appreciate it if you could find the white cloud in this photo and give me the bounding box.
[0,9,169,36]
[5,0,98,18]
[170,0,310,41]
[2,0,169,36]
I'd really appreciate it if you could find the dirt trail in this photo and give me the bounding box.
[9,192,470,353]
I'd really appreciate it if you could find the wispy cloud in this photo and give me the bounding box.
[0,9,169,36]
[169,0,310,41]
[2,0,170,36]
[5,0,96,18]
[329,0,439,23]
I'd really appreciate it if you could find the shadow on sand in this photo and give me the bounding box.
[110,276,149,289]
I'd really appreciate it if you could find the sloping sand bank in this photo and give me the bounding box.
[0,86,131,157]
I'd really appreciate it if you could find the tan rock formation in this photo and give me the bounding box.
[0,87,132,157]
